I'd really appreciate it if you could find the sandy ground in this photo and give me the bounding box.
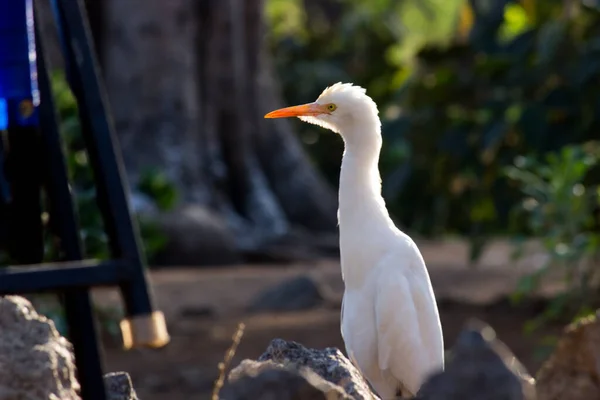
[90,239,564,400]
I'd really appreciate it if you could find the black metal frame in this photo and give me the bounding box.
[0,1,165,399]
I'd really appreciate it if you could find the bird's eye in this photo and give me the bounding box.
[327,103,337,112]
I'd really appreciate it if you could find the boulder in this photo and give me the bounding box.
[154,205,242,266]
[416,320,536,400]
[247,275,325,312]
[0,296,139,400]
[0,295,81,400]
[104,372,139,400]
[258,339,376,399]
[221,359,351,400]
[223,339,376,399]
[536,311,600,400]
[224,321,538,400]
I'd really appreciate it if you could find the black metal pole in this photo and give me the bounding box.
[4,123,44,264]
[51,0,156,321]
[34,10,108,400]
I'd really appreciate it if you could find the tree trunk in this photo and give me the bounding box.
[99,0,338,264]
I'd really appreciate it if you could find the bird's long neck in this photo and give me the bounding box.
[339,137,383,213]
[338,121,394,286]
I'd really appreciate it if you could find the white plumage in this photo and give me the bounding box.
[265,82,444,399]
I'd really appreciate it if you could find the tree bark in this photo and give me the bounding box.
[99,0,338,264]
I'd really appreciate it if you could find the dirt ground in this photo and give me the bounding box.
[92,240,565,400]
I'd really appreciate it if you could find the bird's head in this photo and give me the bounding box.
[265,82,381,143]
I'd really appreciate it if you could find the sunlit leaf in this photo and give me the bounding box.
[499,3,533,43]
[265,0,307,40]
[470,198,497,222]
[396,0,465,61]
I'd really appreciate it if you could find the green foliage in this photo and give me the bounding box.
[138,168,179,212]
[381,0,600,239]
[266,0,600,247]
[266,0,463,187]
[505,143,600,331]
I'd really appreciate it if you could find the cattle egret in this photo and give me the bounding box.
[265,82,444,399]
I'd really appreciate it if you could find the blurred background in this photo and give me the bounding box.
[12,0,600,398]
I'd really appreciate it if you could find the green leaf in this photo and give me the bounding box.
[498,3,532,43]
[137,169,179,212]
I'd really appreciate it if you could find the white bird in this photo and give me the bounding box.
[265,82,444,399]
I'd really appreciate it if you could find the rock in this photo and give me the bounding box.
[155,205,242,266]
[0,295,81,400]
[226,323,542,400]
[241,230,339,263]
[256,339,376,399]
[0,296,140,400]
[221,359,350,400]
[104,372,139,400]
[536,311,600,400]
[247,276,325,312]
[416,319,536,400]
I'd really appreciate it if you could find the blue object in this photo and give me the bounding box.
[0,0,40,128]
[0,98,7,130]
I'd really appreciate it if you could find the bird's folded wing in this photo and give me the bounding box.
[374,271,431,395]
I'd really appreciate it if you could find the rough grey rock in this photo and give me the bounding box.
[416,320,536,400]
[224,321,541,400]
[104,372,139,400]
[256,339,376,399]
[247,275,325,312]
[536,311,600,400]
[0,296,140,400]
[221,359,351,400]
[0,295,81,400]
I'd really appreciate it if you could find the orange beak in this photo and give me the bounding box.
[264,102,326,119]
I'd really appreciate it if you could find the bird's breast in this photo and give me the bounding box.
[338,224,398,287]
